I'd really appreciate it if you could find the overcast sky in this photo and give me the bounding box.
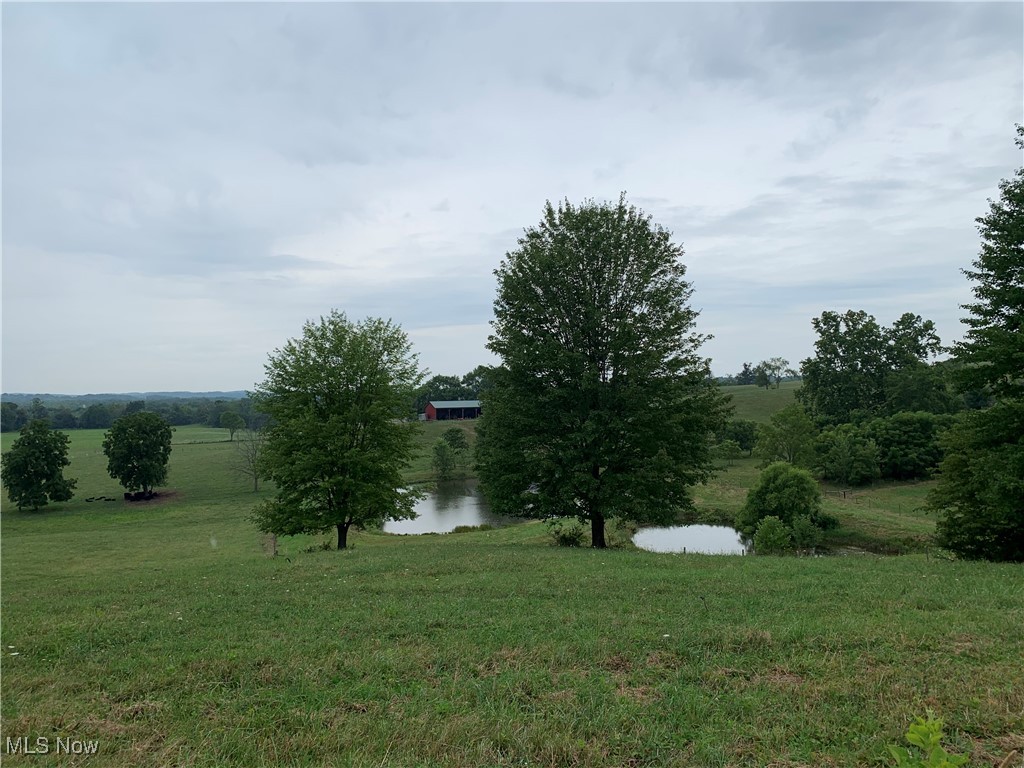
[2,2,1021,394]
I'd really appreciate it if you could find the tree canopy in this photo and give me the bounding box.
[476,195,729,548]
[251,312,424,550]
[1,420,76,510]
[102,412,173,495]
[929,125,1024,562]
[797,310,944,424]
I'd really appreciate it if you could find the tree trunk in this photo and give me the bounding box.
[591,511,607,548]
[336,522,349,550]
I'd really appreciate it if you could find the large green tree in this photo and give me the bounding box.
[1,420,77,510]
[797,310,943,424]
[102,412,173,496]
[477,195,729,548]
[251,312,424,550]
[930,125,1024,562]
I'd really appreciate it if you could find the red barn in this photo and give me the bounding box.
[424,400,481,421]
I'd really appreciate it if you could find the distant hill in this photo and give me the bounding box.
[721,380,799,423]
[1,391,248,406]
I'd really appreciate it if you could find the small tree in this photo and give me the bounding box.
[753,516,792,555]
[233,427,267,492]
[754,403,817,467]
[219,411,245,441]
[432,438,457,481]
[103,412,173,496]
[441,427,470,454]
[1,420,77,510]
[737,461,822,535]
[251,311,424,550]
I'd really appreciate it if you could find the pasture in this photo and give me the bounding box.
[1,421,1022,767]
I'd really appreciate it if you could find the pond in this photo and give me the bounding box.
[633,524,751,555]
[383,480,518,535]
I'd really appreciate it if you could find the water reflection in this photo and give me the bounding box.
[633,524,751,555]
[383,480,518,534]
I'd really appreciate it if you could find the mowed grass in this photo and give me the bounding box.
[2,427,1023,767]
[723,381,799,423]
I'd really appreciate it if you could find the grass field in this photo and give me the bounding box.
[723,381,799,423]
[2,425,1022,767]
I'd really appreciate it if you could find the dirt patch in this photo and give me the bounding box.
[615,682,659,704]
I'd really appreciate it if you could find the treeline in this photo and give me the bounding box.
[2,368,496,433]
[714,310,974,483]
[0,396,261,432]
[717,357,800,389]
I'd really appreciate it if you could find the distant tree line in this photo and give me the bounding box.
[717,358,800,389]
[0,396,266,432]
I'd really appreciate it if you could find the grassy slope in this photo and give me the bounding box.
[2,427,1023,767]
[722,380,799,423]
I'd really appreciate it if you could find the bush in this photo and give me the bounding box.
[546,518,586,547]
[737,462,822,535]
[791,515,823,550]
[753,516,792,555]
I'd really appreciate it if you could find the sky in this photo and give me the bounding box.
[2,2,1022,394]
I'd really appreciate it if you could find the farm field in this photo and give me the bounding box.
[1,421,1022,767]
[722,380,799,423]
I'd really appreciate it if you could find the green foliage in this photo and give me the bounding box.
[738,461,822,535]
[754,403,817,467]
[953,125,1024,402]
[0,420,76,510]
[477,195,729,548]
[815,425,880,486]
[753,516,792,555]
[1,401,29,432]
[251,311,424,550]
[441,426,470,454]
[713,439,743,467]
[887,712,969,768]
[720,419,757,455]
[545,517,587,547]
[791,514,823,550]
[929,400,1024,562]
[432,438,457,481]
[863,412,953,481]
[798,310,943,424]
[219,411,245,441]
[929,127,1024,563]
[102,412,173,494]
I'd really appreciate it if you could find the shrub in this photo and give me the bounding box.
[431,439,457,481]
[791,515,822,550]
[887,711,969,767]
[546,518,586,547]
[753,516,792,555]
[737,462,822,535]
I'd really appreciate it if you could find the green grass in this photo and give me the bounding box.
[722,380,799,423]
[2,427,1023,767]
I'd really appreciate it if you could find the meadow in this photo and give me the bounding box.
[1,401,1022,767]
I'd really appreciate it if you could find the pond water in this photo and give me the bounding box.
[633,524,751,555]
[383,480,517,535]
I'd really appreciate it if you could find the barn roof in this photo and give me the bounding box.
[428,400,481,409]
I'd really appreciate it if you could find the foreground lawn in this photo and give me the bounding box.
[2,428,1023,766]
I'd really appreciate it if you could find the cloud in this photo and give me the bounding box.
[2,2,1020,391]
